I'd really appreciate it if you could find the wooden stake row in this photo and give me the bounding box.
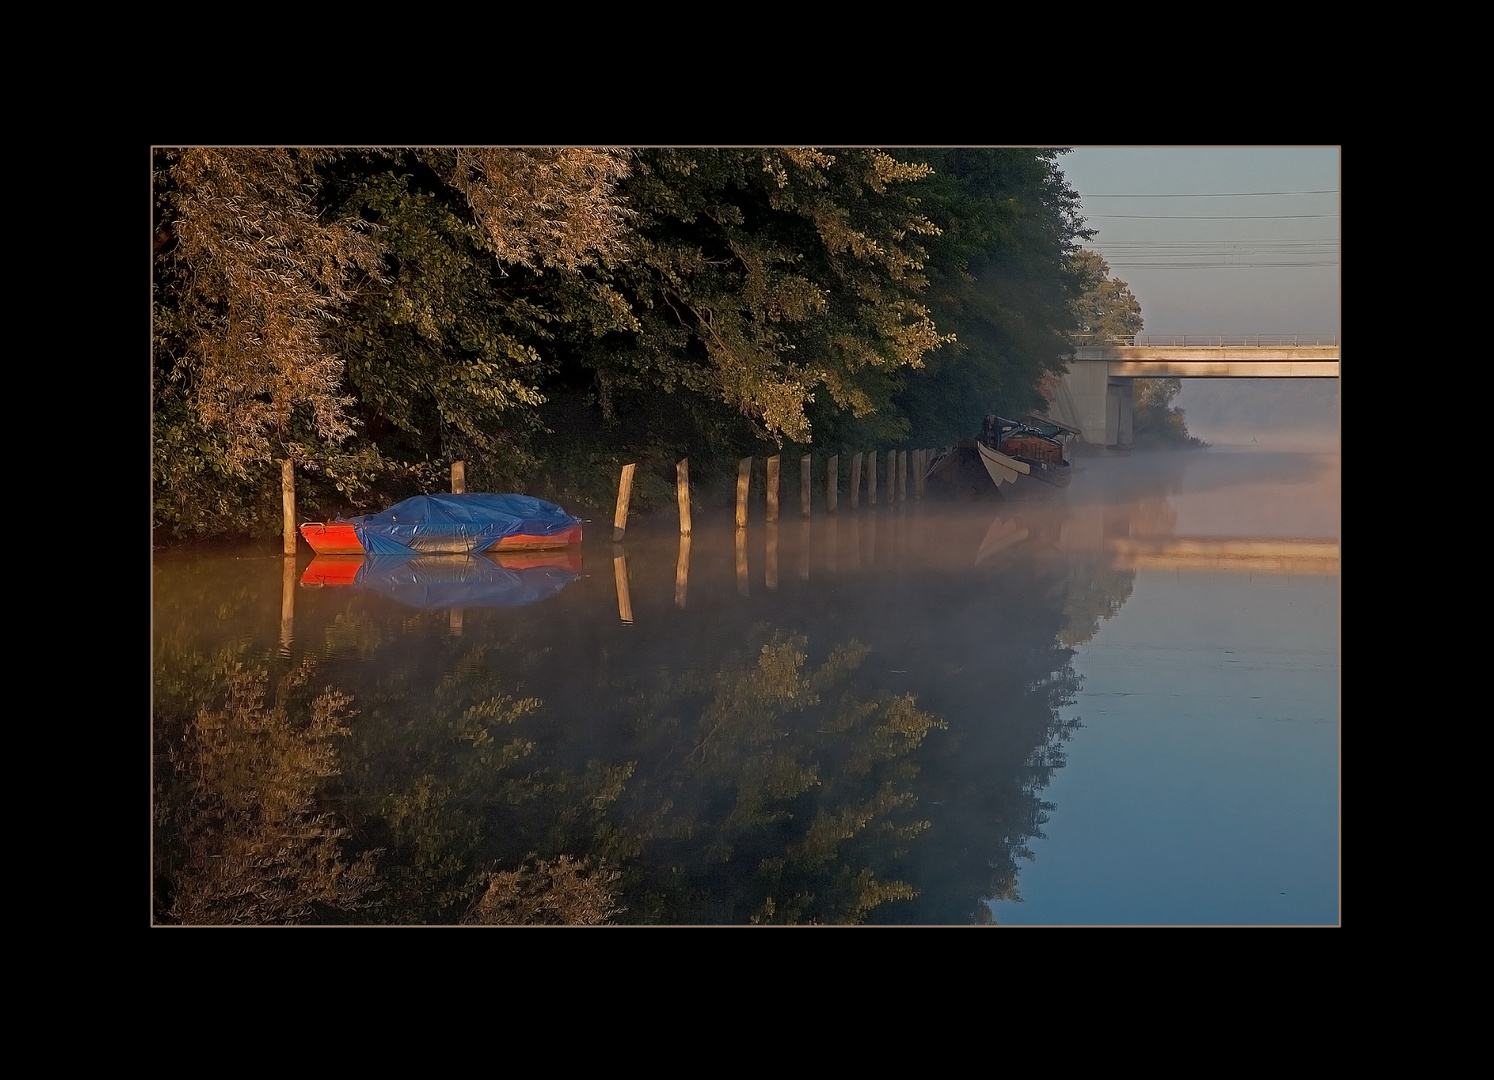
[608,450,935,542]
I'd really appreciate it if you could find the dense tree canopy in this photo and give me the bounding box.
[153,147,1106,541]
[562,149,953,448]
[886,149,1094,446]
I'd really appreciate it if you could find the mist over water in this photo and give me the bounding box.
[1174,378,1341,452]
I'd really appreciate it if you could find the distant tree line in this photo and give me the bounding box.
[153,147,1162,541]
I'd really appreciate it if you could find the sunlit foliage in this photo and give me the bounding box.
[578,149,950,446]
[153,149,386,539]
[447,148,633,272]
[1069,249,1143,343]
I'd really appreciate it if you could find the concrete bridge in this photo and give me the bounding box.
[1045,336,1340,449]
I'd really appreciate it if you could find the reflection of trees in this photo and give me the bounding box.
[464,856,621,925]
[155,534,1111,924]
[1058,564,1135,647]
[339,643,638,923]
[154,660,380,924]
[617,629,944,924]
[154,626,941,924]
[892,608,1086,923]
[153,643,631,925]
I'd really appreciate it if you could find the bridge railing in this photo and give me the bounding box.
[1072,334,1339,348]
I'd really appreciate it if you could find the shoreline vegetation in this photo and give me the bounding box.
[153,148,1201,547]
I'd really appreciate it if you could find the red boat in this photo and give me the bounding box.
[298,519,584,556]
[298,493,584,556]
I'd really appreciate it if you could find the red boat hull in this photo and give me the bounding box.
[298,521,584,556]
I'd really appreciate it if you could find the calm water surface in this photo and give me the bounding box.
[152,447,1339,925]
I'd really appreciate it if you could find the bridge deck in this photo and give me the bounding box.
[1071,341,1340,378]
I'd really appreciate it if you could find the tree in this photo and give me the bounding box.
[570,149,951,448]
[1132,377,1207,448]
[153,149,384,474]
[1065,251,1203,447]
[889,150,1094,444]
[446,148,632,273]
[1069,248,1142,343]
[153,148,1116,539]
[153,149,389,536]
[319,149,637,495]
[153,148,637,535]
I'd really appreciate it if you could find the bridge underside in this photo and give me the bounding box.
[1046,346,1341,449]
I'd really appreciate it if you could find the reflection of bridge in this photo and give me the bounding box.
[1101,537,1339,574]
[1051,500,1339,575]
[1048,337,1341,450]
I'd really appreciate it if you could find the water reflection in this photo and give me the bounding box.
[301,551,582,609]
[675,534,690,609]
[612,546,633,624]
[154,450,1339,924]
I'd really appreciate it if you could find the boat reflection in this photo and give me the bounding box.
[300,550,582,609]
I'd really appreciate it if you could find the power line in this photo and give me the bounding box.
[1083,190,1338,197]
[1092,213,1338,219]
[1103,261,1339,269]
[1092,239,1338,246]
[1091,245,1339,255]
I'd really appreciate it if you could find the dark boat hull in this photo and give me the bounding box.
[925,441,1070,499]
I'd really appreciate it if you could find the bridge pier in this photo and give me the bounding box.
[1046,359,1132,449]
[1109,377,1133,451]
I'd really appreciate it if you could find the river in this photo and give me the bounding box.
[151,446,1339,925]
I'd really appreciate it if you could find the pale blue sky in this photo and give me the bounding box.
[1057,147,1341,337]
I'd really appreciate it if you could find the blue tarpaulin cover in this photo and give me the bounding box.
[344,494,581,555]
[352,554,580,609]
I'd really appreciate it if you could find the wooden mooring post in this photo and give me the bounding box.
[868,451,878,506]
[800,455,812,517]
[850,453,862,510]
[282,460,296,555]
[613,463,636,542]
[737,458,752,529]
[766,455,780,523]
[451,460,466,494]
[827,454,839,514]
